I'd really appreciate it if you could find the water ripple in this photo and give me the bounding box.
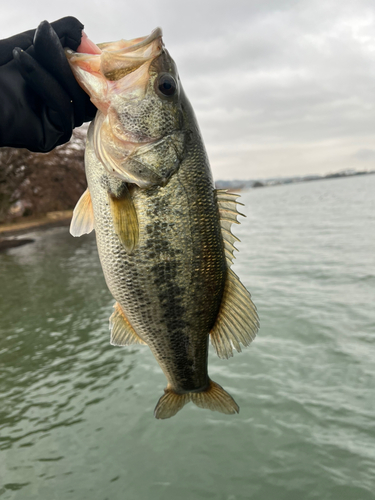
[0,177,374,499]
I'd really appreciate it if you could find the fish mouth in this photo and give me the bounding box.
[97,27,164,81]
[96,27,163,56]
[72,27,163,57]
[66,27,163,83]
[66,28,164,113]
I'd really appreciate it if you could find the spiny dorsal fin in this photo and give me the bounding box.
[70,188,95,237]
[109,302,147,346]
[210,268,259,359]
[108,184,139,253]
[216,189,245,267]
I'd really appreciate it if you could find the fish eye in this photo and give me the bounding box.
[157,74,177,97]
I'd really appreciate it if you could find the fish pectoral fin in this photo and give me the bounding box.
[109,302,147,346]
[154,379,239,419]
[210,268,259,359]
[108,185,139,253]
[70,188,95,237]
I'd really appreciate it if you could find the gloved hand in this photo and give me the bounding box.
[0,17,96,152]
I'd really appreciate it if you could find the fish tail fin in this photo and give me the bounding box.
[190,379,239,415]
[154,379,239,420]
[154,387,190,420]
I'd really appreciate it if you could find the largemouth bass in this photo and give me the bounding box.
[67,28,259,419]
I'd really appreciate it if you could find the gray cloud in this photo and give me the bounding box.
[353,148,375,161]
[1,0,375,179]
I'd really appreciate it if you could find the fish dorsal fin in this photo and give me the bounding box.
[70,188,95,237]
[210,268,259,359]
[109,302,147,346]
[216,189,245,267]
[108,184,139,253]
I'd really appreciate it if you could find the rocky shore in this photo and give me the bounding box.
[0,129,86,251]
[0,210,73,251]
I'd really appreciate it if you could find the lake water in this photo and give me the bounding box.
[0,174,374,500]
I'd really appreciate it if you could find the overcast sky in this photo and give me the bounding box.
[2,0,375,179]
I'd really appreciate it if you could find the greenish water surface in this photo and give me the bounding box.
[0,175,374,499]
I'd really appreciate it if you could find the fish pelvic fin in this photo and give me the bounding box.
[108,184,139,253]
[154,379,239,420]
[70,188,95,237]
[210,268,259,359]
[109,302,147,346]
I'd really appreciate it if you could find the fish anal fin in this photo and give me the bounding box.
[109,302,147,346]
[108,185,139,253]
[210,268,259,359]
[70,188,95,237]
[216,189,244,266]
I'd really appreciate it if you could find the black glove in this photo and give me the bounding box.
[0,17,96,152]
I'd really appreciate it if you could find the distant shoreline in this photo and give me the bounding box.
[1,169,373,248]
[0,210,72,238]
[215,169,375,190]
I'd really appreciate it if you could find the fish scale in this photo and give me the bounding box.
[86,108,225,392]
[68,28,259,418]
